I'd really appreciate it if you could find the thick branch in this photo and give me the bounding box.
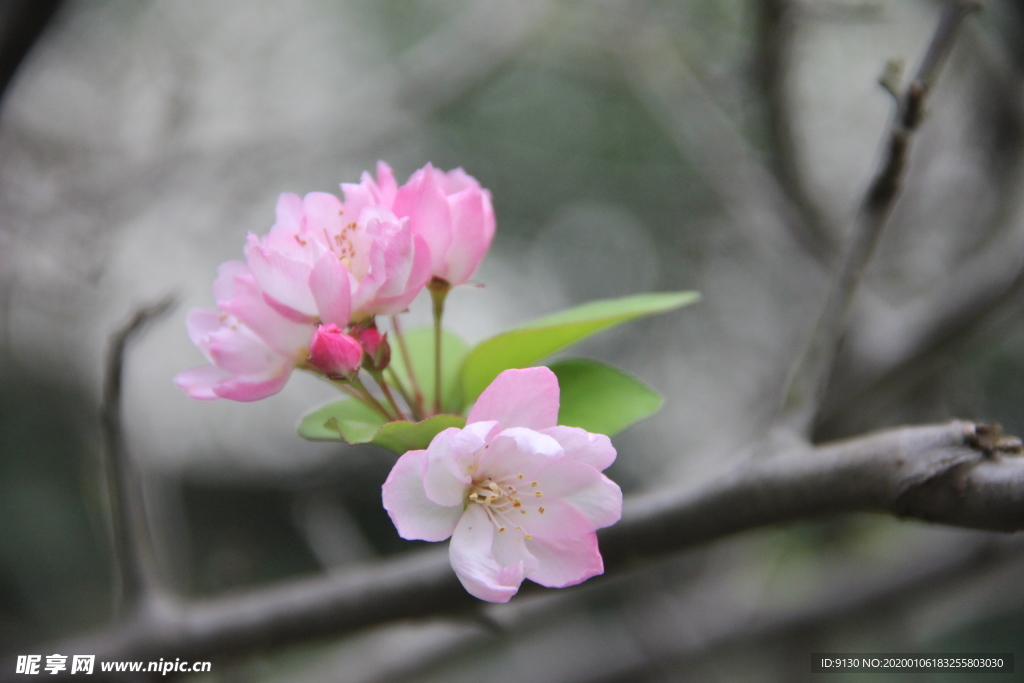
[17,420,1024,676]
[101,297,175,614]
[778,0,979,433]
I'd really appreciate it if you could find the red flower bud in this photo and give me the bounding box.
[358,327,391,371]
[308,323,362,379]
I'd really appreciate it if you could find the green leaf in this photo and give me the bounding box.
[297,399,465,455]
[297,399,387,443]
[371,415,467,454]
[389,327,469,414]
[461,291,700,400]
[549,358,664,436]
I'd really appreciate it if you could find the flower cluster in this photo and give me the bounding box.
[175,162,494,402]
[178,162,627,603]
[383,368,622,602]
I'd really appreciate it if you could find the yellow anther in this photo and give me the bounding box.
[524,534,533,540]
[498,527,505,532]
[538,507,545,514]
[535,491,543,497]
[531,481,539,487]
[518,474,524,479]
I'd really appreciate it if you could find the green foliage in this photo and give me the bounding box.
[550,358,663,436]
[371,415,467,454]
[460,291,700,401]
[389,327,468,414]
[297,399,465,454]
[296,399,387,443]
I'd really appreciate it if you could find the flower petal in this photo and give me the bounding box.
[174,365,228,400]
[467,367,560,431]
[540,426,616,471]
[308,252,352,326]
[245,235,318,317]
[536,459,622,530]
[525,529,604,589]
[423,426,488,507]
[476,427,563,483]
[382,450,462,542]
[212,367,291,402]
[449,505,524,602]
[442,186,494,285]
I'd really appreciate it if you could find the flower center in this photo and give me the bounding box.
[466,475,544,539]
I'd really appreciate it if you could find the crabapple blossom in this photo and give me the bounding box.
[356,326,390,371]
[175,261,315,401]
[245,189,431,323]
[308,323,362,379]
[382,367,622,602]
[346,161,495,287]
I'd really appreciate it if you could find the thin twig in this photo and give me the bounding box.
[23,419,1024,672]
[777,0,980,435]
[755,0,839,262]
[101,296,176,615]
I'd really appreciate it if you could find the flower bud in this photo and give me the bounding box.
[309,323,362,379]
[358,327,391,372]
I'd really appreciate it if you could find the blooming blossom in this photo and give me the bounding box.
[245,190,431,322]
[175,261,315,401]
[346,161,495,287]
[382,367,622,602]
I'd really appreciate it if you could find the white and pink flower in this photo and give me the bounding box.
[347,161,495,287]
[382,367,622,602]
[175,261,316,401]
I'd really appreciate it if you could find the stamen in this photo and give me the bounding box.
[524,534,533,540]
[535,491,543,497]
[539,507,545,514]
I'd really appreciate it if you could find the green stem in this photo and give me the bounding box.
[386,368,423,421]
[350,376,398,421]
[390,315,425,416]
[371,370,406,422]
[429,280,450,416]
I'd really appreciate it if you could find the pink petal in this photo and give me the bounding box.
[271,192,304,235]
[383,450,462,542]
[245,235,318,317]
[441,187,493,285]
[525,528,604,589]
[212,368,291,402]
[302,191,344,237]
[423,426,487,507]
[308,252,352,326]
[218,269,313,356]
[467,367,560,430]
[373,160,398,205]
[394,163,453,275]
[174,365,228,400]
[449,505,524,602]
[540,426,616,471]
[207,326,286,376]
[185,309,223,358]
[536,459,622,530]
[477,427,563,483]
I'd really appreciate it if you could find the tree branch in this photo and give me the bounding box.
[101,296,176,616]
[15,419,1024,677]
[755,0,840,262]
[777,0,980,434]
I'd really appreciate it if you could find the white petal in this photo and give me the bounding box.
[540,426,616,471]
[382,450,462,542]
[449,506,524,603]
[536,460,623,530]
[423,428,485,507]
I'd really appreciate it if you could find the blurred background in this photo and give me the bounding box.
[2,0,1024,680]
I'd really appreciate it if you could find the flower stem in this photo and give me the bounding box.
[370,370,406,422]
[386,368,423,421]
[428,279,451,416]
[390,315,425,416]
[350,376,398,421]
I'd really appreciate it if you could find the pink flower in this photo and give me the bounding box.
[350,162,495,287]
[308,323,363,379]
[382,367,622,602]
[175,262,315,401]
[356,326,390,371]
[245,190,431,323]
